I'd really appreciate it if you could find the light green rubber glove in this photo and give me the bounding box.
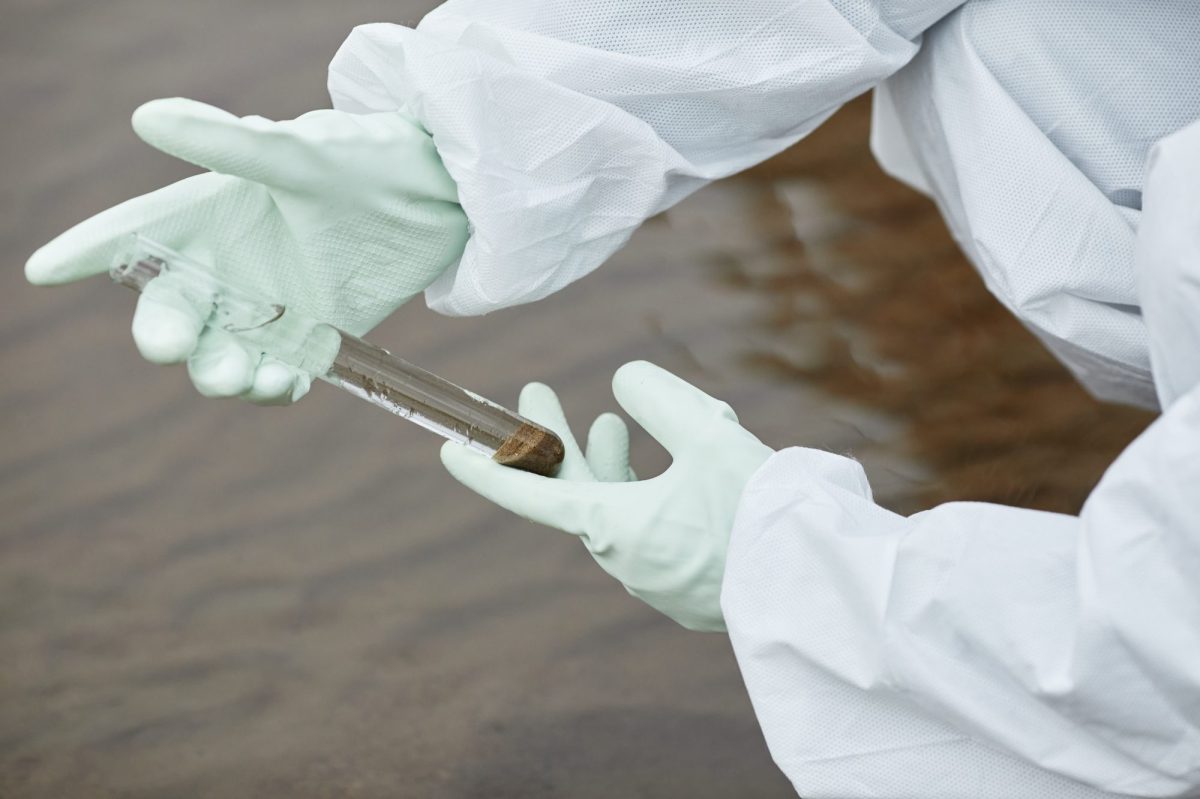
[440,361,774,632]
[25,98,468,403]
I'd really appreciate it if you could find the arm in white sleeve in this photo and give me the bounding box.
[326,0,963,316]
[721,122,1200,798]
[1137,121,1200,409]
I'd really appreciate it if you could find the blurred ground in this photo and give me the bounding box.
[0,2,1153,798]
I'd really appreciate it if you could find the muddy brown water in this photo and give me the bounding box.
[0,3,1153,797]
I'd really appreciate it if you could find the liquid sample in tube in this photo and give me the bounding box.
[110,235,564,476]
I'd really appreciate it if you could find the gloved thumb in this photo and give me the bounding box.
[132,98,300,188]
[611,361,739,457]
[132,98,462,204]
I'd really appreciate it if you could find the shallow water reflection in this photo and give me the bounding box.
[735,102,1153,514]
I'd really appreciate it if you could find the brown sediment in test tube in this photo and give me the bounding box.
[492,423,565,477]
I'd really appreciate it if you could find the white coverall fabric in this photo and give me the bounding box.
[328,0,950,316]
[328,1,1200,796]
[870,5,1200,408]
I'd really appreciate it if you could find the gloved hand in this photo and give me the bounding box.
[25,98,468,403]
[440,361,774,632]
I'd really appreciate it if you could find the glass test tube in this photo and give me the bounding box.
[110,235,564,476]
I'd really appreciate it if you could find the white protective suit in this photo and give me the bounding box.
[328,2,1200,796]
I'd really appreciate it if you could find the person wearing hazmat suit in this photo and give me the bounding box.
[24,1,1200,796]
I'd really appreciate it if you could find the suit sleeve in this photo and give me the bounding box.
[327,0,962,315]
[721,120,1200,798]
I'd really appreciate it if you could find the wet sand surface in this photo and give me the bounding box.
[0,3,1154,797]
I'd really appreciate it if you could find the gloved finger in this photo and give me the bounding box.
[517,382,591,481]
[130,271,210,364]
[440,442,613,536]
[611,361,738,457]
[586,413,636,482]
[186,327,257,398]
[24,172,236,286]
[242,357,308,405]
[289,370,313,403]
